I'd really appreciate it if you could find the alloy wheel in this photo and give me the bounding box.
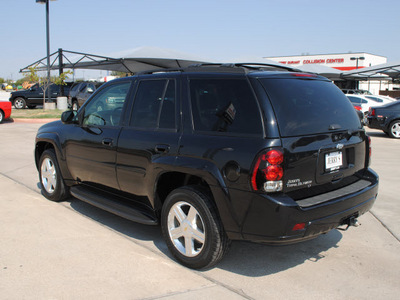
[167,201,205,257]
[41,157,57,194]
[391,122,400,138]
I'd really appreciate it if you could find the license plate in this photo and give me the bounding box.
[325,151,342,171]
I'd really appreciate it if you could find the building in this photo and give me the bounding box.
[265,52,391,95]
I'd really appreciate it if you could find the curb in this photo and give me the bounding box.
[10,118,59,124]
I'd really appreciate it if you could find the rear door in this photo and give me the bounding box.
[259,77,367,197]
[116,76,181,198]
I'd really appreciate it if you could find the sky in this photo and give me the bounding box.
[0,0,399,80]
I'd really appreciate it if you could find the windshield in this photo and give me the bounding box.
[260,78,362,137]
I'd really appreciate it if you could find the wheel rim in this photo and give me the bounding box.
[391,122,400,138]
[0,112,3,122]
[41,157,57,194]
[15,99,24,109]
[167,201,206,257]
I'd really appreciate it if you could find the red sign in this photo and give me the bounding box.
[278,58,345,65]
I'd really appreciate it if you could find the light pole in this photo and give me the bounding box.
[350,56,365,70]
[350,56,365,90]
[36,0,56,105]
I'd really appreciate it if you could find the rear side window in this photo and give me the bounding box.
[130,79,176,129]
[348,96,367,104]
[189,79,262,135]
[365,96,383,103]
[260,79,361,137]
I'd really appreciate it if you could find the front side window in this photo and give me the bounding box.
[130,79,176,129]
[82,81,131,126]
[189,79,262,135]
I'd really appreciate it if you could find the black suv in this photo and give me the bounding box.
[35,64,379,269]
[9,83,70,109]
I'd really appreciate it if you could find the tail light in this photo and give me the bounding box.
[354,105,362,111]
[369,108,376,116]
[251,149,284,192]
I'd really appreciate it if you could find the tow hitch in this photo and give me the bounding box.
[337,215,360,231]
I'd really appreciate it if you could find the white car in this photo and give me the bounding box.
[347,95,387,115]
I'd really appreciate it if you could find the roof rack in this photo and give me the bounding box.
[137,68,183,75]
[137,62,301,75]
[188,63,301,73]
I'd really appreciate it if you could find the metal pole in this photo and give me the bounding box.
[46,0,51,104]
[58,48,64,96]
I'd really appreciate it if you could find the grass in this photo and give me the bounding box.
[11,108,63,119]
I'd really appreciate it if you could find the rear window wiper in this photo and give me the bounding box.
[329,124,342,130]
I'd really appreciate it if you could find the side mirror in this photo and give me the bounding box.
[61,110,77,124]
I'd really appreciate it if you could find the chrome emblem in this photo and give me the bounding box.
[336,143,344,150]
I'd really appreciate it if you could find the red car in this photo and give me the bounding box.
[0,101,12,123]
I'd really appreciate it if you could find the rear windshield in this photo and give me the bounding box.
[260,78,362,137]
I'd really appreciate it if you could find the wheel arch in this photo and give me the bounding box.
[384,115,400,129]
[153,159,241,236]
[35,134,67,175]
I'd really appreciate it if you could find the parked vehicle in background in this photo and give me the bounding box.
[352,104,364,123]
[347,95,387,115]
[9,83,71,109]
[342,89,372,95]
[35,63,378,269]
[68,82,103,110]
[367,101,400,138]
[0,101,12,123]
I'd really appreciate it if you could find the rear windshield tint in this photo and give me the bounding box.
[260,78,362,137]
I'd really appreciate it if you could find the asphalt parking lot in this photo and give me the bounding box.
[0,117,399,299]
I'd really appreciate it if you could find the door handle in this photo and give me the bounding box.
[155,144,170,153]
[102,138,113,147]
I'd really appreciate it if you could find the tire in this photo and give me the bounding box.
[13,97,26,109]
[161,186,230,269]
[388,120,400,139]
[39,149,69,201]
[72,100,79,111]
[0,110,4,123]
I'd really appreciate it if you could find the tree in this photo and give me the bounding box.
[53,70,72,86]
[27,65,39,83]
[40,70,73,110]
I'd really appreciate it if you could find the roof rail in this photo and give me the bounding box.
[188,63,301,72]
[137,68,183,75]
[136,62,301,75]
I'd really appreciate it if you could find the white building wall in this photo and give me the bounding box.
[265,52,386,71]
[265,53,388,95]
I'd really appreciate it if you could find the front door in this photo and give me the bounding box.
[65,81,133,190]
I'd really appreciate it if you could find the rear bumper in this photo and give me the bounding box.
[230,168,378,244]
[367,117,386,131]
